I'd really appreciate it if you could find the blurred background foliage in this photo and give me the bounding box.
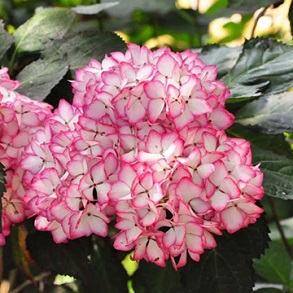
[0,0,292,49]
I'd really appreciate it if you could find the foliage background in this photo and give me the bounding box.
[0,0,293,292]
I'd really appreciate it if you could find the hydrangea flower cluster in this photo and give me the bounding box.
[0,67,53,245]
[0,44,264,269]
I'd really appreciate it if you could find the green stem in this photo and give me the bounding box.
[268,196,293,259]
[0,247,2,283]
[251,6,269,38]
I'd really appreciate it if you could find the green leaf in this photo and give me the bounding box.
[252,148,293,199]
[72,2,119,15]
[235,92,293,134]
[13,7,76,54]
[198,44,242,79]
[90,237,129,293]
[16,52,68,101]
[222,38,293,99]
[253,241,291,286]
[132,261,182,293]
[180,217,269,293]
[0,20,13,61]
[50,31,126,73]
[228,0,284,13]
[227,124,293,158]
[0,163,6,233]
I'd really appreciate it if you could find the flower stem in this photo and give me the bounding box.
[251,6,269,38]
[268,196,293,259]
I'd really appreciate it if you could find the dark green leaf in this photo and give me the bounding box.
[0,162,6,197]
[252,148,293,199]
[230,213,270,260]
[228,0,284,13]
[180,216,269,293]
[198,44,242,79]
[289,0,293,38]
[0,163,6,233]
[180,232,255,293]
[50,31,126,73]
[90,237,128,293]
[72,2,119,15]
[0,20,13,61]
[253,241,291,285]
[227,124,293,158]
[26,232,94,291]
[13,7,76,53]
[235,92,293,134]
[16,52,68,101]
[132,261,182,293]
[222,38,293,99]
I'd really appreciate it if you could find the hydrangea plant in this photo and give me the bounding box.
[0,4,293,293]
[0,44,264,270]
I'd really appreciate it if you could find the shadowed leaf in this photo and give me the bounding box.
[16,53,68,101]
[51,31,126,73]
[252,148,293,199]
[0,20,13,61]
[0,163,6,232]
[228,0,284,13]
[180,217,269,293]
[132,261,182,293]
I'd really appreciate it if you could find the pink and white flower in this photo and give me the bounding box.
[0,43,264,269]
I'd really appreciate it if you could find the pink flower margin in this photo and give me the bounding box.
[0,44,264,269]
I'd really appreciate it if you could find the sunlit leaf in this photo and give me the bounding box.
[235,92,293,134]
[222,38,293,99]
[72,2,119,15]
[13,7,76,53]
[205,0,228,15]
